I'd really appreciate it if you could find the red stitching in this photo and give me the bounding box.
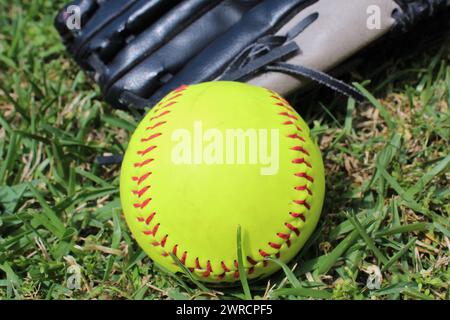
[137,145,157,156]
[292,158,312,167]
[295,185,312,195]
[132,172,152,185]
[202,260,212,277]
[132,186,150,198]
[275,102,295,112]
[279,112,298,120]
[291,146,310,156]
[160,235,168,247]
[270,94,289,105]
[259,249,269,258]
[283,120,303,131]
[270,94,283,101]
[290,212,306,221]
[232,260,241,278]
[247,256,258,266]
[172,245,187,264]
[146,212,156,225]
[155,101,178,113]
[146,121,167,131]
[295,172,314,182]
[158,100,177,109]
[150,110,171,121]
[143,223,160,237]
[277,233,290,240]
[167,94,183,102]
[133,198,151,209]
[275,101,289,107]
[141,133,162,142]
[285,223,300,236]
[269,242,282,250]
[134,158,154,168]
[174,85,189,93]
[221,261,230,272]
[287,134,306,142]
[294,200,311,210]
[152,223,160,236]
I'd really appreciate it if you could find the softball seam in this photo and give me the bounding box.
[129,85,315,281]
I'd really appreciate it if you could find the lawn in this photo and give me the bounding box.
[0,0,449,300]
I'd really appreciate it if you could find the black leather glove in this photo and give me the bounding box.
[55,0,450,110]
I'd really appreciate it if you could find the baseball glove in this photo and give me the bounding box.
[55,0,450,110]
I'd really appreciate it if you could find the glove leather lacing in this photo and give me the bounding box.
[219,12,366,103]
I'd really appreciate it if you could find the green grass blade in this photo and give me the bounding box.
[345,212,388,265]
[103,208,122,280]
[402,288,434,300]
[0,132,18,185]
[405,153,450,198]
[266,257,301,288]
[381,237,417,272]
[271,287,332,299]
[344,98,355,134]
[0,262,22,298]
[236,225,252,300]
[27,183,66,237]
[377,166,430,215]
[316,228,361,275]
[353,83,395,130]
[169,253,210,293]
[374,223,429,237]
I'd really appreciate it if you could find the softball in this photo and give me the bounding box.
[120,81,325,283]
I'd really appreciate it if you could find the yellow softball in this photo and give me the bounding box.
[120,81,325,283]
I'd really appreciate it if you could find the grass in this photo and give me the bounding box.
[0,0,449,300]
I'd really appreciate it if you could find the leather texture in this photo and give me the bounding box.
[147,0,318,106]
[104,0,263,108]
[249,0,400,95]
[393,0,450,32]
[55,0,450,110]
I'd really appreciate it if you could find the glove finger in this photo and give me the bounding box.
[100,0,221,85]
[102,0,263,109]
[147,0,317,106]
[70,0,150,63]
[75,0,182,66]
[54,0,98,42]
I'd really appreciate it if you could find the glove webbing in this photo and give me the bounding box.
[220,12,366,103]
